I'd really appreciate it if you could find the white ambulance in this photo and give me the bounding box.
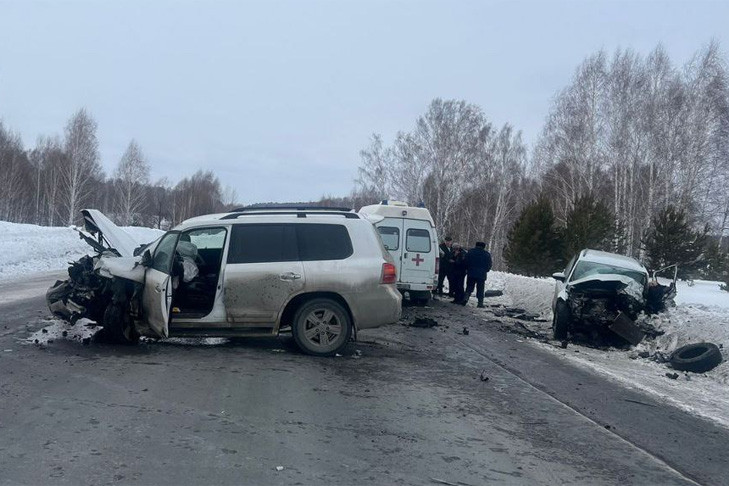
[359,201,439,304]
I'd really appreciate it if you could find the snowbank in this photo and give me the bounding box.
[485,271,554,317]
[486,270,729,427]
[0,220,163,281]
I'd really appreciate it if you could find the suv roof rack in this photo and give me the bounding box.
[221,210,360,220]
[230,205,353,212]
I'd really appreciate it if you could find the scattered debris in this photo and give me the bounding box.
[275,466,284,472]
[665,372,679,380]
[479,370,489,382]
[410,317,438,328]
[462,327,469,335]
[483,290,504,298]
[669,342,723,373]
[608,312,645,346]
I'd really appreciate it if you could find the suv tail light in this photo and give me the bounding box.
[381,263,397,284]
[435,257,439,275]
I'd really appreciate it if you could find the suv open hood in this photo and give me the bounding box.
[80,209,140,258]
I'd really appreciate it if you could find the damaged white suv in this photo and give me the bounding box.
[47,207,402,356]
[551,249,676,344]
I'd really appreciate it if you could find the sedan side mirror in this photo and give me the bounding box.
[552,272,566,282]
[141,249,153,267]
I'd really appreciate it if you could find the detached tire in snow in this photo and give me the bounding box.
[670,343,723,373]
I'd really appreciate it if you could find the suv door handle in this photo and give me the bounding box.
[279,272,302,281]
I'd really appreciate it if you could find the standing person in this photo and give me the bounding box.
[449,243,467,304]
[460,241,492,308]
[437,236,453,296]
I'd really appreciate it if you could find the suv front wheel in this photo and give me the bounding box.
[292,298,352,357]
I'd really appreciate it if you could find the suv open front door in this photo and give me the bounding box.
[142,231,180,338]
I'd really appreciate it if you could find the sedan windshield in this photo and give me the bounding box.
[570,261,647,287]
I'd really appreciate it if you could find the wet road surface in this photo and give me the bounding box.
[0,277,725,485]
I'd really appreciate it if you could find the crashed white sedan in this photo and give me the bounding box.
[551,249,676,345]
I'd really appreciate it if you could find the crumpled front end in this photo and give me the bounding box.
[47,255,113,324]
[567,274,649,344]
[46,209,151,328]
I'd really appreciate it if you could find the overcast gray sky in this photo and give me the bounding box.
[1,0,727,204]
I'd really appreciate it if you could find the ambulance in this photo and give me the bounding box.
[359,201,439,304]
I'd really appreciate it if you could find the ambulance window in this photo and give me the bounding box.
[378,226,399,250]
[406,229,431,252]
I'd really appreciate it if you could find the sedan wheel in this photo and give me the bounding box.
[292,299,352,356]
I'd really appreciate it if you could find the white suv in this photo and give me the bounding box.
[47,207,402,356]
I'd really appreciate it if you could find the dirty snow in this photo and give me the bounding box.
[486,271,729,428]
[0,220,163,281]
[27,317,98,345]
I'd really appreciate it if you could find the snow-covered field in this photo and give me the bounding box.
[485,271,729,428]
[0,220,163,281]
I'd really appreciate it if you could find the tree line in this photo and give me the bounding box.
[352,42,729,284]
[0,109,233,228]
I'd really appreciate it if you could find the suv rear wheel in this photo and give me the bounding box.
[292,298,352,357]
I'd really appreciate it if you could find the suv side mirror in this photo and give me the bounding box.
[552,272,566,282]
[141,249,153,267]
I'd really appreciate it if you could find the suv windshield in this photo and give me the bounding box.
[570,261,647,287]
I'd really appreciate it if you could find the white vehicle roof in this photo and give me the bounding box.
[579,249,647,273]
[173,209,364,231]
[359,201,435,226]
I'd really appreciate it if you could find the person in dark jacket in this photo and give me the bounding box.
[460,241,492,308]
[437,236,453,296]
[449,243,467,304]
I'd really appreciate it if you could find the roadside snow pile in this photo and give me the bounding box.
[0,220,162,281]
[674,279,729,309]
[485,271,554,317]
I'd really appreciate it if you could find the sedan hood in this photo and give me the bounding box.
[570,274,645,302]
[80,209,141,258]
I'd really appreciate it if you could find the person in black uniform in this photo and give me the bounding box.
[460,241,492,308]
[437,236,453,296]
[449,243,467,304]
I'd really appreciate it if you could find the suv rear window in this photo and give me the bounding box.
[406,228,431,252]
[297,224,353,261]
[227,224,297,264]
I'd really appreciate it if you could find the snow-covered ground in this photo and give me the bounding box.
[0,220,163,281]
[484,270,729,428]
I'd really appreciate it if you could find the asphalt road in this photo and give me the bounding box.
[0,275,726,485]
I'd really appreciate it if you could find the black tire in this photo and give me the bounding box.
[552,301,570,340]
[670,343,723,373]
[102,303,139,345]
[292,298,352,357]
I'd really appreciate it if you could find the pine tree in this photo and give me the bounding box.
[563,194,614,259]
[700,240,727,280]
[503,197,564,276]
[643,205,708,279]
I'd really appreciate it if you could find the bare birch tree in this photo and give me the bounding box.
[114,140,150,225]
[61,109,102,225]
